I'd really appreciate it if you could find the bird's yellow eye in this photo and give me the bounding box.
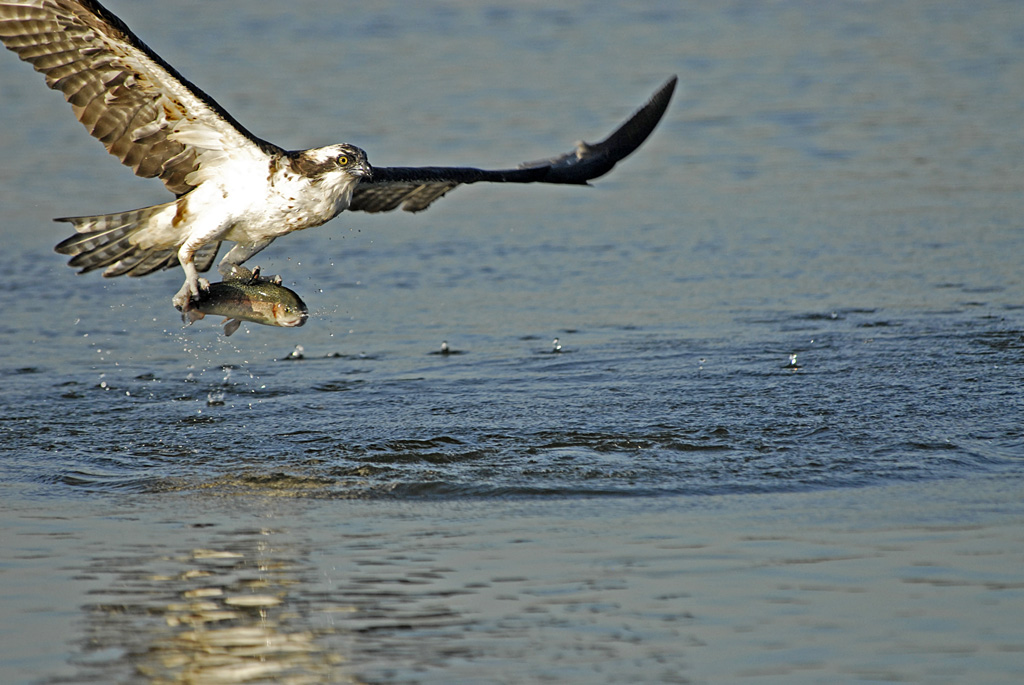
[337,155,349,166]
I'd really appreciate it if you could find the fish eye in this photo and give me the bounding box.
[337,155,349,166]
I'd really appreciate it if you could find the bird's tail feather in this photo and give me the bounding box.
[54,204,220,277]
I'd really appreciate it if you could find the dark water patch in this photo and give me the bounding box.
[8,314,1021,500]
[278,429,343,445]
[972,328,1024,351]
[738,309,891,330]
[526,429,733,454]
[312,379,368,392]
[960,285,1005,294]
[371,436,464,450]
[793,311,845,321]
[177,414,223,426]
[32,422,1005,500]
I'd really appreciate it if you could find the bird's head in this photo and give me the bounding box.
[292,143,372,184]
[289,143,372,214]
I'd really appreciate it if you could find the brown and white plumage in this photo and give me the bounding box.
[0,0,675,310]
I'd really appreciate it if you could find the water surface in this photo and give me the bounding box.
[1,1,1022,682]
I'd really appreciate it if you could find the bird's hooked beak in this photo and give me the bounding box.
[357,160,373,181]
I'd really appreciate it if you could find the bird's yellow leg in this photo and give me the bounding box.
[172,242,210,311]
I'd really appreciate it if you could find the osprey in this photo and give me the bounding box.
[0,0,675,311]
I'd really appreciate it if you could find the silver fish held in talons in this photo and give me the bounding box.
[183,278,308,336]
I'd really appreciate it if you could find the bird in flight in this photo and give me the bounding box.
[0,0,675,312]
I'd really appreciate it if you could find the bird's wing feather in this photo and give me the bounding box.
[349,76,676,214]
[0,0,280,196]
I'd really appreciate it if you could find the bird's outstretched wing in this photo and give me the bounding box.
[0,0,280,196]
[349,76,677,213]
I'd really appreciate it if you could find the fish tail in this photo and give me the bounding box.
[54,202,220,278]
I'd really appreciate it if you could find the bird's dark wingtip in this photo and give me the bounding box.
[540,75,677,184]
[596,75,677,160]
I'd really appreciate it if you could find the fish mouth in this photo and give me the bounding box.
[276,309,308,328]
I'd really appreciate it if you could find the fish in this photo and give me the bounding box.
[182,269,308,336]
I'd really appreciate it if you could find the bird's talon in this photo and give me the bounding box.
[245,266,282,285]
[173,276,207,312]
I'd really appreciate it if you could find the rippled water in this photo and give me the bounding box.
[2,1,1023,683]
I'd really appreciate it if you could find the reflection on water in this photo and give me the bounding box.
[29,479,1024,684]
[73,530,347,684]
